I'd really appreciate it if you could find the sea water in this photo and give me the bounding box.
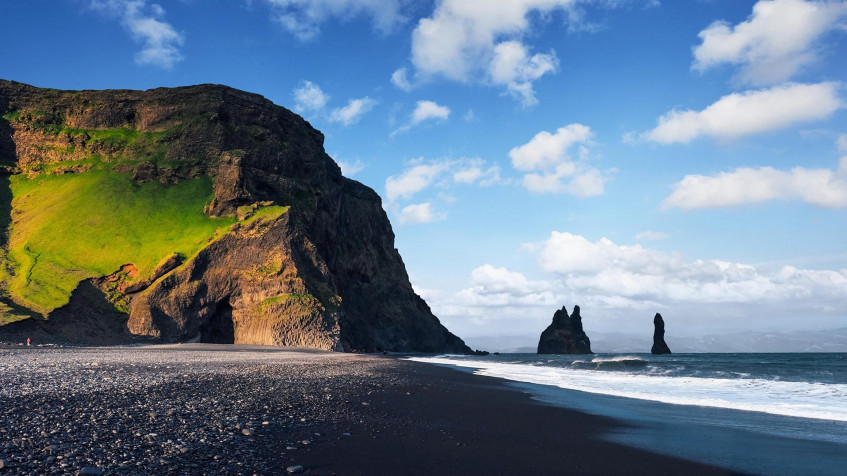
[409,353,847,475]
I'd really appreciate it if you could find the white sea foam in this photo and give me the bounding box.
[408,357,847,422]
[590,355,646,363]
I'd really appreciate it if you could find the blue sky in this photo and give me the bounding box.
[2,0,846,339]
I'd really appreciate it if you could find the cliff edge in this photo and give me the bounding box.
[0,80,469,353]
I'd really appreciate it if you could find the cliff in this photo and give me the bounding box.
[537,305,592,354]
[651,313,671,354]
[0,79,469,353]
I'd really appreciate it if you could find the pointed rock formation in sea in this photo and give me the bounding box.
[537,305,592,354]
[651,313,671,354]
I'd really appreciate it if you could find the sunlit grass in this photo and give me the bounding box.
[2,166,235,315]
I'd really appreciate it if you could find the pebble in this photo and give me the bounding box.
[77,467,104,476]
[0,346,401,475]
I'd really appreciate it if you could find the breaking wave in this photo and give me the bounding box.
[408,355,847,422]
[570,356,648,371]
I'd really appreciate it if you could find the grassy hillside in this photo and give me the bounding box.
[0,161,237,315]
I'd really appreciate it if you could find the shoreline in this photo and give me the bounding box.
[0,345,742,475]
[409,354,847,476]
[273,355,739,476]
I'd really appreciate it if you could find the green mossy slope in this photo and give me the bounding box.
[0,164,235,315]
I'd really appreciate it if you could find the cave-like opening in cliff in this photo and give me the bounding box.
[200,301,235,344]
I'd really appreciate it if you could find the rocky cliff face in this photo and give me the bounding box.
[0,80,469,353]
[537,305,592,354]
[651,313,671,354]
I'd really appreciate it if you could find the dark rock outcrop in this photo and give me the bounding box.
[651,313,671,354]
[0,281,150,346]
[537,305,592,354]
[0,79,470,353]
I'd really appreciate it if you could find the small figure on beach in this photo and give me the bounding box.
[26,337,31,346]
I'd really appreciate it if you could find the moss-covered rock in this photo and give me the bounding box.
[0,79,469,353]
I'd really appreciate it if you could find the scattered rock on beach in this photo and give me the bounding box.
[0,346,405,475]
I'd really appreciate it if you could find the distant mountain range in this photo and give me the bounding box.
[464,328,847,353]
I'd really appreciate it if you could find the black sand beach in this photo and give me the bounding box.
[0,345,738,475]
[277,356,740,476]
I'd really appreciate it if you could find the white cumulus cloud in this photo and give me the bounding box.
[385,161,450,203]
[642,82,842,144]
[407,0,582,105]
[838,134,847,152]
[428,265,562,323]
[263,0,407,41]
[398,202,445,224]
[537,231,847,307]
[663,160,847,209]
[329,97,377,126]
[411,100,451,124]
[453,160,501,186]
[424,231,847,336]
[468,264,552,296]
[90,0,185,69]
[510,124,592,171]
[392,100,451,135]
[391,68,413,91]
[489,40,559,106]
[292,80,330,114]
[384,157,502,225]
[509,124,607,196]
[693,0,847,85]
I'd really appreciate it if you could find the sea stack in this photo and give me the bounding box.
[537,305,592,354]
[651,313,672,354]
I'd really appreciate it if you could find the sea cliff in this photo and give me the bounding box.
[0,80,469,353]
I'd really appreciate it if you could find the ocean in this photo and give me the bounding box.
[410,353,847,475]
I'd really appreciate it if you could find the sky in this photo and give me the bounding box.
[1,0,846,340]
